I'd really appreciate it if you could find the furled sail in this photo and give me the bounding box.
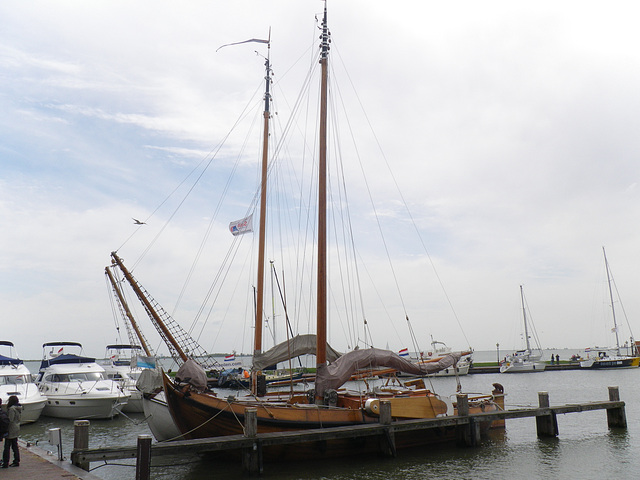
[315,348,461,394]
[252,334,341,370]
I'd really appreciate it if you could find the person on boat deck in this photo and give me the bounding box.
[1,395,21,468]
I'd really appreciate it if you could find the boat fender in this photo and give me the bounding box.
[364,398,379,415]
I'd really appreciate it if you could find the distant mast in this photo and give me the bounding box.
[520,285,532,352]
[316,5,330,372]
[603,247,621,355]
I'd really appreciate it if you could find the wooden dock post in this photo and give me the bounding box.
[135,434,152,480]
[456,394,479,447]
[536,391,558,437]
[72,420,90,471]
[379,399,396,457]
[607,386,626,428]
[242,408,262,474]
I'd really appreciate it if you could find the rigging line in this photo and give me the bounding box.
[328,84,370,349]
[195,234,248,344]
[329,58,411,351]
[328,138,359,347]
[185,96,266,334]
[350,247,404,347]
[105,273,124,343]
[124,80,266,273]
[521,289,543,352]
[271,264,304,371]
[194,87,311,343]
[333,44,471,349]
[608,264,635,341]
[205,235,255,351]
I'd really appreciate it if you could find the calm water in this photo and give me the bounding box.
[20,351,640,479]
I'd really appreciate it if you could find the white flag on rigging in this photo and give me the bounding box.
[229,214,253,236]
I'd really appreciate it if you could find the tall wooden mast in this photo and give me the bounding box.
[254,44,272,359]
[316,5,330,369]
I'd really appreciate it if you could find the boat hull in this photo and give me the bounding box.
[163,374,500,460]
[580,356,640,368]
[0,385,47,424]
[142,391,182,441]
[500,361,546,373]
[121,388,144,413]
[42,394,128,419]
[430,363,470,376]
[0,362,48,423]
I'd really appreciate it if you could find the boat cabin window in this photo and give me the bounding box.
[0,375,29,385]
[46,372,104,382]
[68,373,104,382]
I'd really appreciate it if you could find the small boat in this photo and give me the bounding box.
[414,339,472,376]
[500,286,546,373]
[99,344,148,413]
[581,248,640,369]
[36,342,130,419]
[0,341,47,424]
[136,368,182,442]
[580,347,640,368]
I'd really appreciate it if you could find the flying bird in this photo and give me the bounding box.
[132,218,146,225]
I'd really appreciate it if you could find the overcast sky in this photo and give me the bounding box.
[2,1,640,361]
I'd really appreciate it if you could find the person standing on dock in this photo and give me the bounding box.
[1,396,21,468]
[556,354,560,364]
[0,399,8,441]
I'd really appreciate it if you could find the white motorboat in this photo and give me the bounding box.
[0,341,47,424]
[36,342,130,419]
[416,340,472,376]
[99,344,150,413]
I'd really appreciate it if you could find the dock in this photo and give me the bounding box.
[69,386,626,477]
[3,440,101,480]
[469,362,581,374]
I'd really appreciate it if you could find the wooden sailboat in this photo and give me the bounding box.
[580,247,640,369]
[500,285,546,373]
[155,6,503,459]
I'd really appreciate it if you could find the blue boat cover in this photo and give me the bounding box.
[40,353,96,369]
[0,355,23,366]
